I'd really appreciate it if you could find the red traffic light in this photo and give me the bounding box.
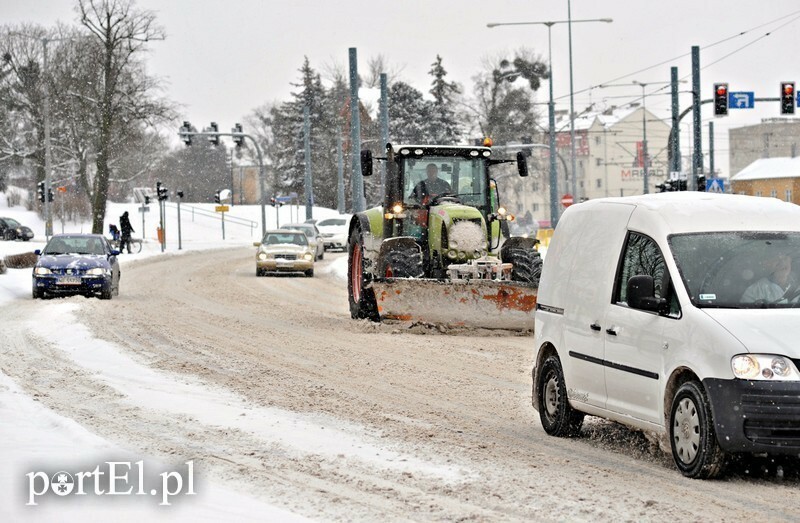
[716,85,727,96]
[780,81,796,115]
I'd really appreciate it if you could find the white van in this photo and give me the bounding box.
[532,192,800,479]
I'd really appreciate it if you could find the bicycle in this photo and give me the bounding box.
[109,237,143,253]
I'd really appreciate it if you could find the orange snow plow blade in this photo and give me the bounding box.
[371,278,537,330]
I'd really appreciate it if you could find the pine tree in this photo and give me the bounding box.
[388,81,436,144]
[428,55,462,144]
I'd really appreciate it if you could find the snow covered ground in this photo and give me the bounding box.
[0,192,347,520]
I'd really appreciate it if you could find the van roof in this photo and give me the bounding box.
[575,192,800,235]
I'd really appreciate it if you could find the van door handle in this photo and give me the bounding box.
[590,323,602,331]
[606,327,618,336]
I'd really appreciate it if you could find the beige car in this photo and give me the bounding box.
[254,230,315,277]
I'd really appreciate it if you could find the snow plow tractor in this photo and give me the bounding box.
[347,142,542,330]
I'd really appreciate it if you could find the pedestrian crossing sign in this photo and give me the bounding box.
[706,178,725,193]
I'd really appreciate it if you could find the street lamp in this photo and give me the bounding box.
[487,15,612,226]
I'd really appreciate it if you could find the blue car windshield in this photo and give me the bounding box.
[45,237,106,256]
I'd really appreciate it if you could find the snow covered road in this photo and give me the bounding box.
[2,247,799,520]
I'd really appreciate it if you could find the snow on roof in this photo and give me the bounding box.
[730,157,800,181]
[555,105,640,132]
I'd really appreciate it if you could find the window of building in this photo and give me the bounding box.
[756,191,762,197]
[595,136,601,146]
[533,203,539,212]
[596,179,602,188]
[596,158,602,167]
[771,189,778,198]
[531,181,539,192]
[787,189,793,202]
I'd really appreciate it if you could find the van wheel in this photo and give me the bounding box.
[538,355,584,437]
[670,381,727,479]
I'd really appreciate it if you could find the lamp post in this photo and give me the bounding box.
[487,15,611,226]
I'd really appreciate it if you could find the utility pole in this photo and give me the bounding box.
[709,121,715,181]
[670,66,681,175]
[379,73,389,202]
[349,47,365,212]
[303,105,313,220]
[691,45,702,191]
[337,134,345,214]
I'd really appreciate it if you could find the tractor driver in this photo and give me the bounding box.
[410,163,452,204]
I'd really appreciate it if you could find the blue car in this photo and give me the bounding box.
[32,234,121,300]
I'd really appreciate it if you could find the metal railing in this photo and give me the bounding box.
[164,202,259,236]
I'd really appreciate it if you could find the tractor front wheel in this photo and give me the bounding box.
[348,227,379,321]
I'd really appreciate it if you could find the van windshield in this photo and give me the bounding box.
[669,232,800,308]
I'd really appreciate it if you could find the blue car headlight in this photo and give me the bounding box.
[34,267,51,275]
[86,267,110,276]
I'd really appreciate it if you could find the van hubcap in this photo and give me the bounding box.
[673,397,701,464]
[544,374,560,417]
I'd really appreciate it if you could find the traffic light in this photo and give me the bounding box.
[156,181,168,201]
[36,181,45,202]
[177,190,184,199]
[144,195,150,205]
[208,122,219,146]
[232,123,244,147]
[697,175,706,192]
[780,82,795,115]
[180,121,193,146]
[47,187,54,202]
[713,83,728,116]
[214,191,221,204]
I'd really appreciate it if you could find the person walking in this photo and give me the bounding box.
[119,211,135,254]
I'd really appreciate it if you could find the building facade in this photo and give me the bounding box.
[500,104,671,226]
[729,119,800,177]
[730,157,800,205]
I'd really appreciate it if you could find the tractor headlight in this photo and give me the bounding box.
[447,249,457,259]
[34,267,51,275]
[497,206,507,216]
[392,203,403,214]
[731,354,800,381]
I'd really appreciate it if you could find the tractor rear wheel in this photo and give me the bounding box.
[504,247,543,285]
[380,243,424,279]
[348,227,379,321]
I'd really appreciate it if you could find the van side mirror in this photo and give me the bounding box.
[34,249,41,256]
[516,151,529,177]
[627,275,666,312]
[360,150,373,177]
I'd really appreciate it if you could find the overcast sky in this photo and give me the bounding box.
[4,0,800,176]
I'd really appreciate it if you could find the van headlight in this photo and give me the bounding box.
[34,267,51,275]
[303,253,313,261]
[257,252,267,261]
[731,354,800,381]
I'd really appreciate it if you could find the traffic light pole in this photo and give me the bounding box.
[178,129,268,238]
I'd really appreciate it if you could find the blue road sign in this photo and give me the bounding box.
[275,195,293,203]
[706,178,725,193]
[728,92,754,109]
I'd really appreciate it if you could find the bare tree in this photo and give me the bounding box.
[77,0,171,233]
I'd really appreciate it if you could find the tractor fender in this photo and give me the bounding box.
[377,237,421,277]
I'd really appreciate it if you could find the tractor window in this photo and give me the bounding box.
[403,157,487,207]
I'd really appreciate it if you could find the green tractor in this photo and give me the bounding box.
[347,142,542,330]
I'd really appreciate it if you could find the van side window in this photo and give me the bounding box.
[615,233,678,316]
